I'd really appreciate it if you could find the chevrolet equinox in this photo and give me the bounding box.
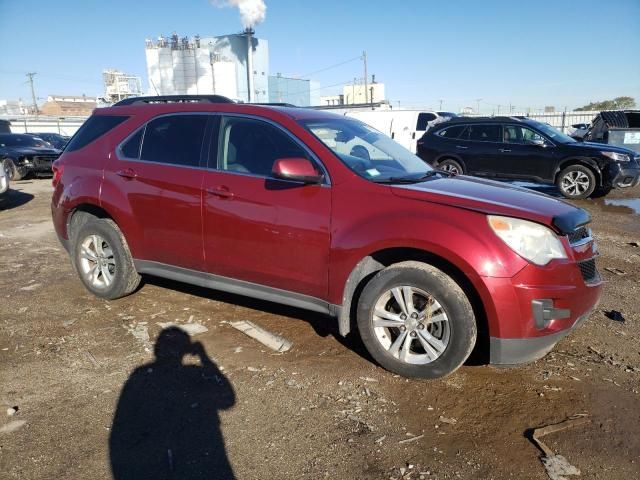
[51,95,603,378]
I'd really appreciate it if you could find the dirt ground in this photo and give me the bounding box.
[1,179,639,480]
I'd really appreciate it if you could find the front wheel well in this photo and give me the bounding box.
[555,160,602,187]
[339,247,489,362]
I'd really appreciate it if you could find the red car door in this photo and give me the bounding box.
[103,114,208,271]
[202,115,331,299]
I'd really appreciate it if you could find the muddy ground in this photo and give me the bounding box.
[1,179,639,480]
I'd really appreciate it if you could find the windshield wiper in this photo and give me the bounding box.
[373,170,443,184]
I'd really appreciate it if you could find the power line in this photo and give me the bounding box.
[298,55,362,79]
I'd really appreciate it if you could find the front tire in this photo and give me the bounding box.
[72,218,141,300]
[2,158,26,181]
[556,164,596,199]
[357,261,476,379]
[438,158,464,175]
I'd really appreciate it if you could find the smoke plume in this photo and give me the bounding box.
[212,0,267,28]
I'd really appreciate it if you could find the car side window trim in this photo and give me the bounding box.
[115,112,211,170]
[209,113,331,186]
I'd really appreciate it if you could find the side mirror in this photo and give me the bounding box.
[271,157,324,184]
[530,138,548,147]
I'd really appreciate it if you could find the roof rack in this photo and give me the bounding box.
[444,115,526,123]
[250,102,298,108]
[113,95,235,106]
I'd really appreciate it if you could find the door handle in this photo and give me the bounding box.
[498,148,512,153]
[116,168,137,179]
[206,186,234,199]
[455,145,468,149]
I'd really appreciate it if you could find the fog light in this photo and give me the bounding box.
[531,299,571,329]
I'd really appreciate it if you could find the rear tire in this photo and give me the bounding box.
[356,261,476,379]
[438,158,463,175]
[556,164,596,199]
[72,218,141,300]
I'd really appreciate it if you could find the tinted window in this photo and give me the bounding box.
[65,115,128,152]
[416,113,437,131]
[140,115,207,167]
[219,117,309,176]
[120,129,144,159]
[468,124,501,142]
[437,125,465,138]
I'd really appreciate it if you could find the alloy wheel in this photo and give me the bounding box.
[561,170,590,196]
[441,163,461,175]
[78,234,116,289]
[371,286,450,364]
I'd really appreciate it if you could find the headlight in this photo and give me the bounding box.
[601,151,630,162]
[488,215,567,266]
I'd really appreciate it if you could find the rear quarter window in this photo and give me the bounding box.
[65,115,128,152]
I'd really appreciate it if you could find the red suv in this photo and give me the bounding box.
[51,96,603,379]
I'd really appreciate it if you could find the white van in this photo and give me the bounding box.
[345,110,457,153]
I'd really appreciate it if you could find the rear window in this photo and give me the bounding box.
[416,113,437,131]
[65,115,128,152]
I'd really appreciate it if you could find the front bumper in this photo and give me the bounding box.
[606,162,640,188]
[490,308,593,365]
[483,247,603,365]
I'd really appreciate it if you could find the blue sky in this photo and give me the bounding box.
[1,0,639,112]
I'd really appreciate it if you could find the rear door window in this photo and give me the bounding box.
[65,115,128,152]
[437,125,466,138]
[467,124,501,142]
[140,115,208,167]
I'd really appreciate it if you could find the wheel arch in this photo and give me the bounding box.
[67,203,116,239]
[554,157,602,187]
[338,247,490,362]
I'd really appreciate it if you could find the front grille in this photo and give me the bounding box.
[578,259,599,283]
[568,226,591,245]
[32,155,57,169]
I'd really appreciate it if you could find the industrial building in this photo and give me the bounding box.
[144,31,269,103]
[100,69,143,104]
[320,77,386,106]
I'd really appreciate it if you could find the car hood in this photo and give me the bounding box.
[3,146,61,156]
[567,141,636,156]
[390,175,590,234]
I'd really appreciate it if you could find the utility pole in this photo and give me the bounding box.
[497,105,501,115]
[439,99,443,110]
[362,51,368,104]
[476,98,482,115]
[26,72,38,115]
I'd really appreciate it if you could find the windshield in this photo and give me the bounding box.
[530,121,576,144]
[0,134,48,148]
[300,117,433,182]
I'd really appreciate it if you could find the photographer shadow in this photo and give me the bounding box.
[109,327,236,480]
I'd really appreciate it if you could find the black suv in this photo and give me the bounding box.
[417,116,640,199]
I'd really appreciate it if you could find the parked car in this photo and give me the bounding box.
[52,95,602,379]
[567,123,590,140]
[583,110,640,154]
[0,133,61,180]
[346,110,455,153]
[0,159,10,202]
[25,132,70,150]
[417,116,640,199]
